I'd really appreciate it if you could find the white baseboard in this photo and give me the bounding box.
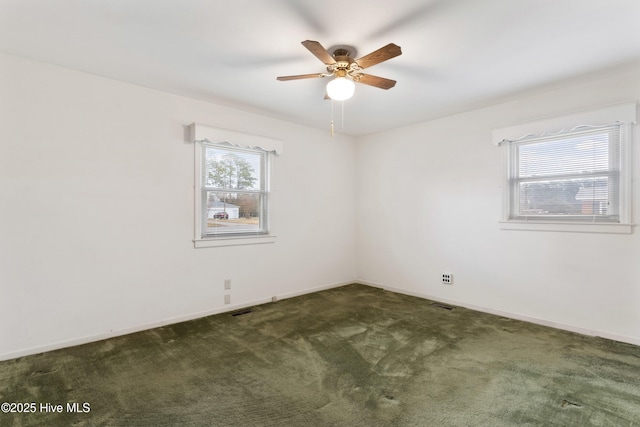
[0,280,352,362]
[4,279,636,362]
[358,279,640,347]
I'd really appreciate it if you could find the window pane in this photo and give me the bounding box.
[518,130,610,178]
[517,177,610,216]
[204,146,263,190]
[205,191,264,235]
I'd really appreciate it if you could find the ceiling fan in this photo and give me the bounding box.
[277,40,402,100]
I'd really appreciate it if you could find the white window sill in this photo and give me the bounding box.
[499,221,633,234]
[194,235,276,248]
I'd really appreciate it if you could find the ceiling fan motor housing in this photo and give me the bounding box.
[327,47,362,79]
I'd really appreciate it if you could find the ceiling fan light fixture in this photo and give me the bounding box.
[326,77,355,101]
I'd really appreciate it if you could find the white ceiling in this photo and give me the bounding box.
[1,0,639,136]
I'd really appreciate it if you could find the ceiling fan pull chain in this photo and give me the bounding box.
[330,99,334,137]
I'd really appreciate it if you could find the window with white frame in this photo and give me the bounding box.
[509,125,621,221]
[495,102,636,234]
[191,124,282,247]
[201,143,269,236]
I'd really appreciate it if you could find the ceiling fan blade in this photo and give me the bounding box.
[356,74,397,90]
[355,43,402,69]
[301,40,336,65]
[277,73,326,81]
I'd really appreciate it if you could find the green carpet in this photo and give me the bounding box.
[1,284,639,426]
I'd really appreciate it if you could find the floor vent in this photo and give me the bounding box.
[230,309,253,317]
[561,399,582,409]
[431,302,455,311]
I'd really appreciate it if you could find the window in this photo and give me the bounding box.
[509,125,621,221]
[191,124,282,247]
[202,143,269,236]
[495,102,636,233]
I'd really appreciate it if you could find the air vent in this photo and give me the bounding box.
[431,302,455,311]
[561,399,582,409]
[230,309,253,317]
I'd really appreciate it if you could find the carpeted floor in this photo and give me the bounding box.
[1,284,639,426]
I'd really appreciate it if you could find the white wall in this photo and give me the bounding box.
[3,51,639,361]
[0,52,357,360]
[356,61,640,345]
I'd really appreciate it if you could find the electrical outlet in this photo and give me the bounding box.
[224,294,231,304]
[224,279,231,290]
[442,273,453,285]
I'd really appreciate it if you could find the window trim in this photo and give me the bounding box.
[494,102,637,234]
[190,123,281,248]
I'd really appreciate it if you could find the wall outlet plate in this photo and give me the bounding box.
[442,273,453,285]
